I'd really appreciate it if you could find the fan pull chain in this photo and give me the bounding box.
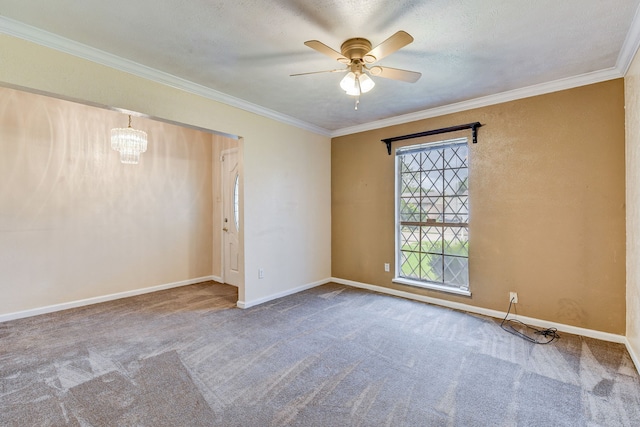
[355,96,360,110]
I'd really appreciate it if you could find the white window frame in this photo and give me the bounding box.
[392,137,471,296]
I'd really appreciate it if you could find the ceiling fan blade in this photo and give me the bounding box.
[364,31,414,63]
[368,66,421,83]
[290,69,348,77]
[304,40,350,63]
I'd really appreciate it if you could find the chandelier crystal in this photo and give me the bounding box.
[111,115,148,164]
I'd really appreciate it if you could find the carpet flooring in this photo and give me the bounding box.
[1,282,639,426]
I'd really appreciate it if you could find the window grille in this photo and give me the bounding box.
[395,138,470,295]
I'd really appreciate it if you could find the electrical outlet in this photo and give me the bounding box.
[384,263,390,272]
[509,292,518,304]
[258,268,264,279]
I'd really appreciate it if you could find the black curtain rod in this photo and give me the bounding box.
[381,122,482,155]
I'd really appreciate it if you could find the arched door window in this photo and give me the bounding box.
[233,173,240,231]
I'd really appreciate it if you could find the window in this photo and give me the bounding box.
[394,138,470,296]
[233,173,240,231]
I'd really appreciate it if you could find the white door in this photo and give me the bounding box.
[222,148,241,286]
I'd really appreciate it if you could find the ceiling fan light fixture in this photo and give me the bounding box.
[358,73,375,93]
[340,72,375,96]
[340,72,357,94]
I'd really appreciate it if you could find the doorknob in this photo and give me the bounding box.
[223,227,228,232]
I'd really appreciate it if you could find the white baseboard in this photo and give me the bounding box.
[331,277,627,344]
[626,338,640,374]
[237,278,331,309]
[0,275,217,323]
[211,275,223,283]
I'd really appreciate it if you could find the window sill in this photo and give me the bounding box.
[392,277,472,297]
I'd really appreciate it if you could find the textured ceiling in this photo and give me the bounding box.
[1,0,640,134]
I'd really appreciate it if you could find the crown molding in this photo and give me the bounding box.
[618,2,640,76]
[0,16,331,137]
[330,67,622,137]
[332,4,640,138]
[3,13,638,141]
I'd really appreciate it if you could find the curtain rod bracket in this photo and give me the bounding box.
[471,122,480,144]
[382,122,482,155]
[384,140,393,155]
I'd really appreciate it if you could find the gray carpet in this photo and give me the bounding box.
[1,282,639,426]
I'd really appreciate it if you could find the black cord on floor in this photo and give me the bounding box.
[500,298,560,344]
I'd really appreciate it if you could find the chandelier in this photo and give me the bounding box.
[111,115,148,164]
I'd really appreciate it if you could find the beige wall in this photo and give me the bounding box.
[625,54,640,362]
[0,87,215,315]
[0,34,332,309]
[332,80,626,334]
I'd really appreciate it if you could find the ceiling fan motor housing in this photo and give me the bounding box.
[340,38,375,63]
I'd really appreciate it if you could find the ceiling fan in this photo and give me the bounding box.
[291,31,421,108]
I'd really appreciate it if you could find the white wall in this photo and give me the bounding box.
[243,122,331,305]
[0,34,331,312]
[625,49,640,368]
